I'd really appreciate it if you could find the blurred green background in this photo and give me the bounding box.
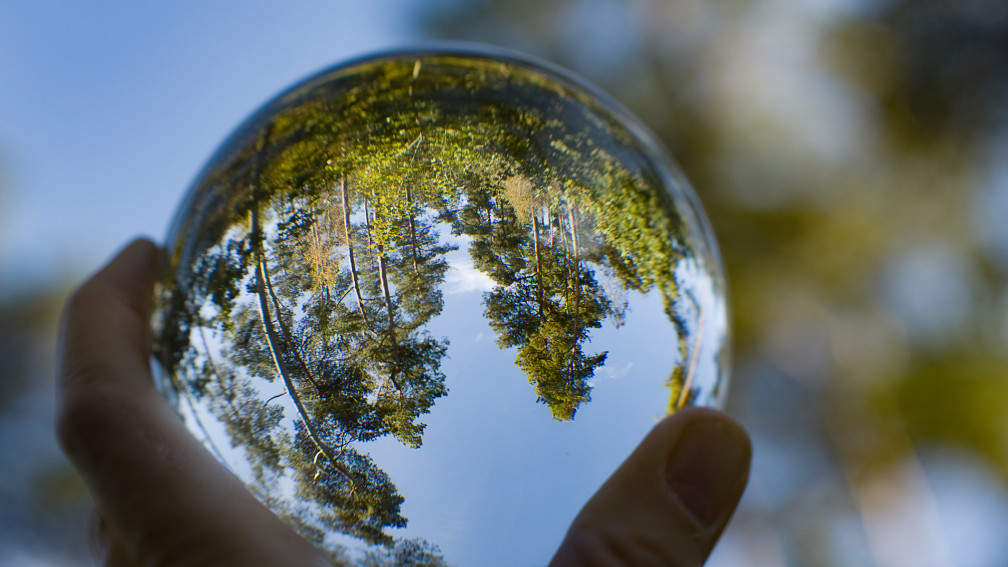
[2,1,1006,565]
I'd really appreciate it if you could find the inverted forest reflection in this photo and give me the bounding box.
[152,49,726,562]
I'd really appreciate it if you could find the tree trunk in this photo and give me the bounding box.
[261,261,321,394]
[198,325,239,416]
[532,206,544,319]
[377,252,397,342]
[252,203,356,487]
[406,184,420,274]
[340,176,369,324]
[567,204,582,337]
[676,293,706,410]
[364,197,374,249]
[372,211,405,396]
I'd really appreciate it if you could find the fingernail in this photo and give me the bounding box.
[665,417,751,528]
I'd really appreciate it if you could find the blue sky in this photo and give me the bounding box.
[0,1,417,286]
[5,3,1008,565]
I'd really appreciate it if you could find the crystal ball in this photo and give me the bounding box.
[152,45,729,566]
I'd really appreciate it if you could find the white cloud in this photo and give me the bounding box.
[602,362,633,381]
[445,258,495,294]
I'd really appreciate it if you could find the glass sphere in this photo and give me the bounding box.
[152,45,729,566]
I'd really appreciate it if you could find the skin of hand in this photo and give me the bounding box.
[56,238,751,566]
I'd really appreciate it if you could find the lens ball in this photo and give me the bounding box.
[153,45,729,565]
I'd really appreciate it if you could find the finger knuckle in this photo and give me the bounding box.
[553,527,702,567]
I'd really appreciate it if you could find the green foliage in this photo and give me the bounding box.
[156,51,710,553]
[359,537,449,567]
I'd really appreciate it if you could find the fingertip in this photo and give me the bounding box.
[103,237,159,294]
[68,237,160,333]
[663,409,751,532]
[552,407,751,566]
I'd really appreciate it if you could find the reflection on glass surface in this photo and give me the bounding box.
[152,45,729,565]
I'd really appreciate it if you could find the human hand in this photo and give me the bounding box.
[57,238,750,566]
[57,238,331,566]
[549,407,751,566]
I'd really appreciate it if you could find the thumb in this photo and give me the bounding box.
[551,407,751,567]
